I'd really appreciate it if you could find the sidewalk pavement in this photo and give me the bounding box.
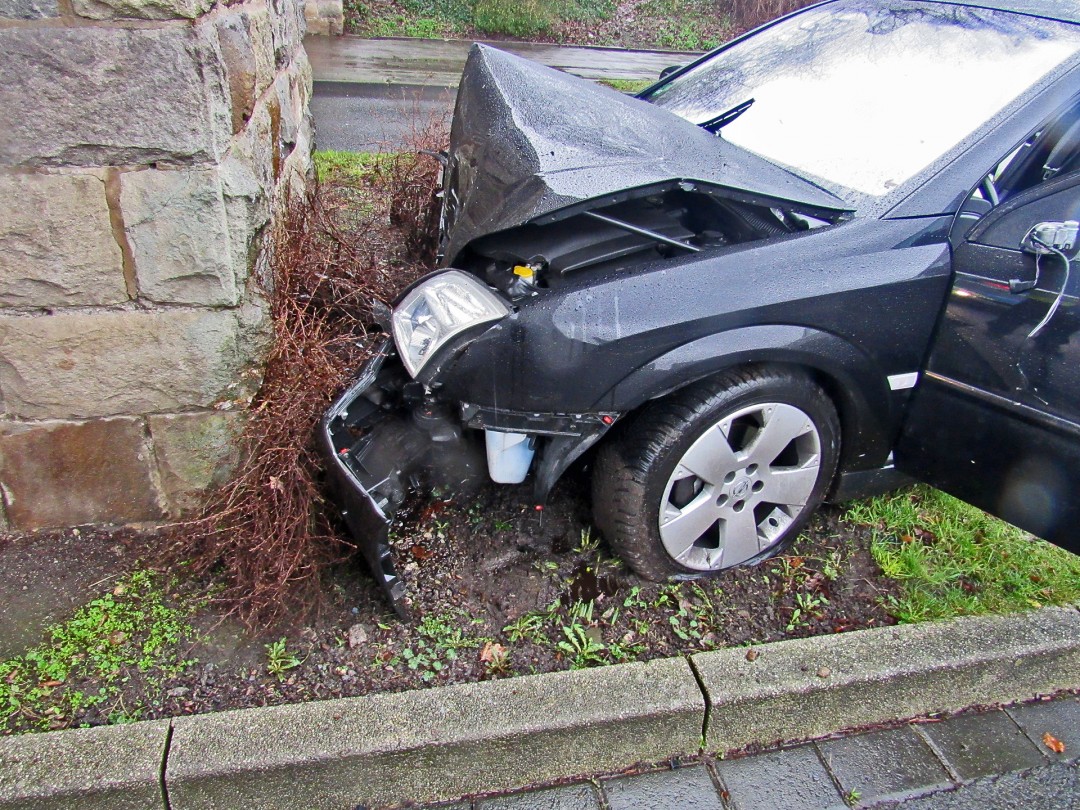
[421,696,1080,810]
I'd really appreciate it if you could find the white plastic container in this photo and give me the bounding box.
[485,430,535,484]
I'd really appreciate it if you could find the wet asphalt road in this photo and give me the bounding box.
[310,81,456,152]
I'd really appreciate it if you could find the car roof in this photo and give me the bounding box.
[918,0,1080,25]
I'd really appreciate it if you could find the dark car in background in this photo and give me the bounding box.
[322,0,1080,614]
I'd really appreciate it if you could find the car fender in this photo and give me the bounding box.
[597,323,896,469]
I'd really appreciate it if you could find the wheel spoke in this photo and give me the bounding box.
[720,508,762,565]
[760,464,819,507]
[660,492,720,560]
[747,405,811,465]
[675,426,740,485]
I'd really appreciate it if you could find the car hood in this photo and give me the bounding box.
[439,44,850,263]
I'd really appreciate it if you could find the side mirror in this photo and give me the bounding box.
[659,64,683,80]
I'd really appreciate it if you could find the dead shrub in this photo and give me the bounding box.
[170,117,448,627]
[731,0,817,31]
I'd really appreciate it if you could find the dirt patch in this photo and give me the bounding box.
[0,481,898,735]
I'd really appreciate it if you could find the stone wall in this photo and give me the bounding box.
[0,0,313,529]
[304,0,341,35]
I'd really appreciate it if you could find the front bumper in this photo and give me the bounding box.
[321,338,620,616]
[321,338,486,616]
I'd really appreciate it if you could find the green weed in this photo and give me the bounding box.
[846,486,1080,622]
[0,570,200,732]
[265,638,303,679]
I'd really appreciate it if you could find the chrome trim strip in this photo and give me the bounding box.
[924,371,1080,440]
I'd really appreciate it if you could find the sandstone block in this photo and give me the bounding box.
[0,26,230,168]
[0,417,165,528]
[72,0,211,20]
[217,10,258,134]
[149,411,245,514]
[121,168,239,306]
[0,171,128,308]
[0,305,270,420]
[0,0,58,18]
[267,0,306,69]
[304,0,343,36]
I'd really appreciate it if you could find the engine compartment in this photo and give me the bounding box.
[453,187,833,299]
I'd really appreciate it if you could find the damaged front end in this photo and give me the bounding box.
[322,44,852,615]
[320,333,616,616]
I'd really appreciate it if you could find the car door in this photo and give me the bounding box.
[895,134,1080,555]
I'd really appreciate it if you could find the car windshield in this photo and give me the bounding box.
[644,0,1080,202]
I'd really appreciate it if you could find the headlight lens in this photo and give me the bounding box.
[391,270,510,377]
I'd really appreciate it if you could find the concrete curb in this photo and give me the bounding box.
[694,605,1080,753]
[1,606,1078,809]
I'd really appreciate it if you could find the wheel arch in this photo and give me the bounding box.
[594,324,896,472]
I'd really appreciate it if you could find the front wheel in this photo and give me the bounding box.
[593,368,840,580]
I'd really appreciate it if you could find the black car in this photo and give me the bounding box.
[322,0,1080,614]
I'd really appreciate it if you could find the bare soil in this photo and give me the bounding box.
[1,477,899,733]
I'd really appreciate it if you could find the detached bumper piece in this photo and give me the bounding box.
[319,339,483,617]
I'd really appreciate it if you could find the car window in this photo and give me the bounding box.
[968,97,1080,212]
[644,1,1080,203]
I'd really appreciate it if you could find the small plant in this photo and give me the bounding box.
[493,518,514,532]
[844,787,862,806]
[265,638,302,679]
[557,622,607,669]
[574,527,600,554]
[786,591,829,632]
[504,611,548,644]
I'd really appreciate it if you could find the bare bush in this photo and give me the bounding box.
[731,0,817,31]
[170,119,448,627]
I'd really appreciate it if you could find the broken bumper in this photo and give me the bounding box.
[319,339,412,616]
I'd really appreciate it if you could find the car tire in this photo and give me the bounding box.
[593,367,840,580]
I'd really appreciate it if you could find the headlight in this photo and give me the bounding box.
[391,270,510,377]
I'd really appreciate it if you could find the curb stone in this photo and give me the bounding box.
[0,719,170,810]
[165,656,703,809]
[0,606,1077,809]
[693,605,1080,753]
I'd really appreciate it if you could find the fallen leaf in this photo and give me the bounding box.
[40,680,63,688]
[268,476,284,493]
[410,544,433,561]
[1043,732,1065,754]
[479,642,507,664]
[745,649,759,662]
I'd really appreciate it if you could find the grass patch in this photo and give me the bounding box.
[846,486,1080,623]
[598,78,653,94]
[0,570,201,732]
[313,150,388,183]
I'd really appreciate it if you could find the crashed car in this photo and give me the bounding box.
[322,0,1080,614]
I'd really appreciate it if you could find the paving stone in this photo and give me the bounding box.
[816,726,952,803]
[603,766,722,810]
[476,782,599,810]
[919,710,1047,781]
[1006,695,1080,763]
[864,762,1079,810]
[714,745,842,810]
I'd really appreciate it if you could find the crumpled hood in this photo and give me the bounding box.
[439,44,850,264]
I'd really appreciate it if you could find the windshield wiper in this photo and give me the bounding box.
[699,98,755,134]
